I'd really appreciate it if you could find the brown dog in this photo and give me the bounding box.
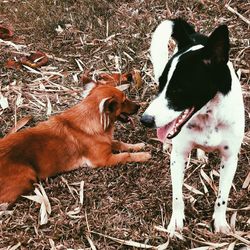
[0,83,151,204]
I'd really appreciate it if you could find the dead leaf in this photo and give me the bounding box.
[46,96,52,116]
[132,69,142,88]
[200,168,217,194]
[184,183,204,195]
[230,211,237,232]
[22,183,51,225]
[227,241,236,250]
[242,171,250,189]
[5,59,22,69]
[8,242,21,250]
[0,93,9,110]
[20,51,48,68]
[86,235,97,250]
[79,180,84,205]
[0,24,14,39]
[91,231,156,249]
[7,115,32,135]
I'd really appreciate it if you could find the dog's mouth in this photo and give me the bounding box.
[118,113,130,123]
[157,107,196,141]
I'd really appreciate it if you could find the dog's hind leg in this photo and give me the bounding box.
[167,144,188,236]
[111,140,146,152]
[0,164,37,204]
[212,154,238,234]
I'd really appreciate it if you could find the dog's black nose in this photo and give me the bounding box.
[140,114,155,128]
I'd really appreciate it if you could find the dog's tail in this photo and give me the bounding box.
[150,20,173,83]
[150,18,196,83]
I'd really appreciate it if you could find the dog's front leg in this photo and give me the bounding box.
[167,145,188,236]
[112,140,145,152]
[99,152,151,166]
[212,154,238,234]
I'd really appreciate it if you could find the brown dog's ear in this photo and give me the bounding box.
[99,97,118,114]
[116,84,130,92]
[99,97,118,130]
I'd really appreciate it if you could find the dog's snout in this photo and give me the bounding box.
[140,114,155,128]
[134,103,140,112]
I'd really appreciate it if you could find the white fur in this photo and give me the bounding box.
[146,20,245,236]
[99,97,110,114]
[169,71,244,235]
[81,82,96,98]
[99,97,111,131]
[150,20,173,83]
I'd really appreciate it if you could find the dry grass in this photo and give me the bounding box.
[0,0,249,249]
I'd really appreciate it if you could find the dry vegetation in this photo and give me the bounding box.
[0,0,249,249]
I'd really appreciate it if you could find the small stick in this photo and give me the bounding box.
[225,4,250,26]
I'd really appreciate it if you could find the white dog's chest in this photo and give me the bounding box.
[183,112,230,151]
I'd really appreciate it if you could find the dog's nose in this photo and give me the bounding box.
[140,114,155,128]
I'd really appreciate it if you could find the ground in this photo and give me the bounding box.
[0,0,249,249]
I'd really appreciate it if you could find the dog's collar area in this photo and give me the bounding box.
[157,106,195,141]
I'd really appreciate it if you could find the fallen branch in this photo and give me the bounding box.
[225,4,250,26]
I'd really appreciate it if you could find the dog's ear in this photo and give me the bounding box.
[81,82,97,98]
[99,97,118,114]
[99,97,118,130]
[116,84,130,92]
[172,18,195,49]
[203,25,230,64]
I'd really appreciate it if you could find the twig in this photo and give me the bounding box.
[225,4,250,26]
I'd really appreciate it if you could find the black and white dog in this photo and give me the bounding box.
[141,19,245,235]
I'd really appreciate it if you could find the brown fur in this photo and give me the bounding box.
[0,84,151,204]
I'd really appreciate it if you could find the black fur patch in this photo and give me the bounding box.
[158,19,231,113]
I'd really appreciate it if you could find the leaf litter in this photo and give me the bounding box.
[0,0,249,249]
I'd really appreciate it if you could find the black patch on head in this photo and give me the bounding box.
[159,21,231,113]
[222,201,225,205]
[224,145,229,150]
[217,202,220,207]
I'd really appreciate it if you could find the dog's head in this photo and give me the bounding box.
[84,84,140,130]
[141,20,232,140]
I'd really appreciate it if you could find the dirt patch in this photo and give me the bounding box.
[0,0,249,249]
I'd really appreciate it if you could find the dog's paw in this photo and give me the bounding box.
[197,149,208,163]
[141,152,151,161]
[137,152,151,162]
[129,152,151,162]
[167,213,185,237]
[131,143,146,151]
[212,217,231,234]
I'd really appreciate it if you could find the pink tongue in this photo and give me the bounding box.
[157,126,169,142]
[157,119,176,142]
